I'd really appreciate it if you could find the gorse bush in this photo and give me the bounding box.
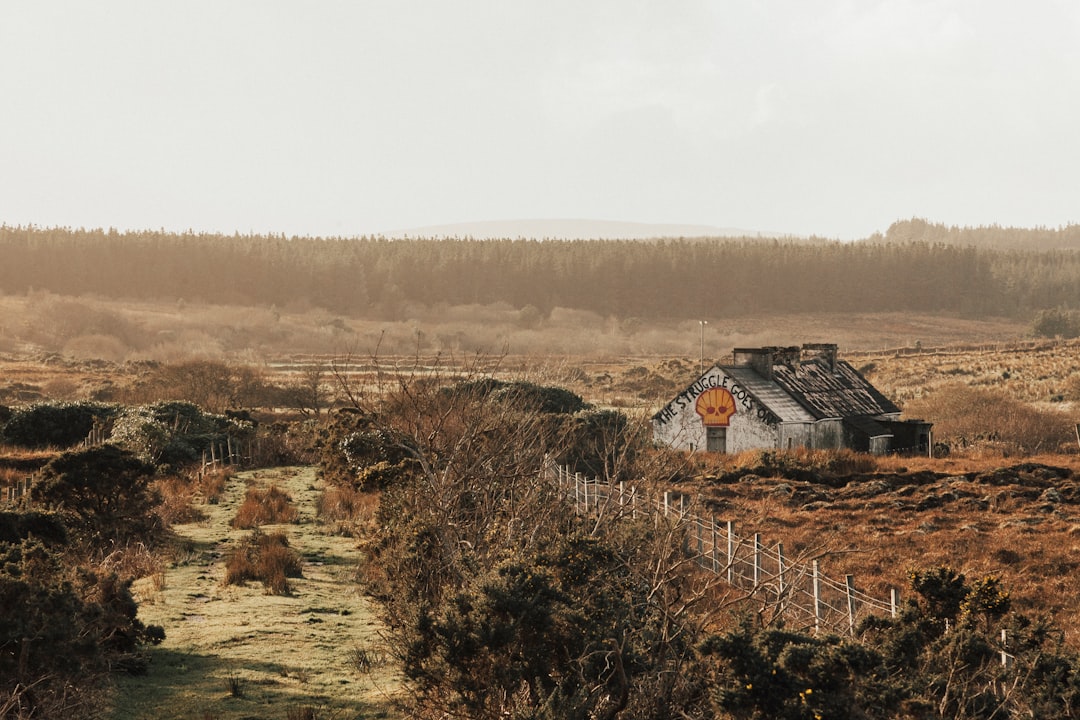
[0,535,165,716]
[32,444,161,545]
[316,410,418,491]
[710,567,1080,720]
[109,400,255,467]
[1,401,117,448]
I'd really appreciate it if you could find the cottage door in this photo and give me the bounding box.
[706,427,727,452]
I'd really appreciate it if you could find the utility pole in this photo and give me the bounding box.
[699,320,708,375]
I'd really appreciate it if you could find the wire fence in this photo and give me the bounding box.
[552,465,899,636]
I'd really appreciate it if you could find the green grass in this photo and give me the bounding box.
[109,466,401,719]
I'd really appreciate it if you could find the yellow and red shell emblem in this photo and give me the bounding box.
[695,387,736,427]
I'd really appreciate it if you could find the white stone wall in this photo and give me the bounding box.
[652,366,781,453]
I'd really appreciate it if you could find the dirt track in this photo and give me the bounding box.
[110,466,399,720]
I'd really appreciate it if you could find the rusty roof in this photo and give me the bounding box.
[768,357,900,419]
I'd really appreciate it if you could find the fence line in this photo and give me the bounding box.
[2,473,38,506]
[2,435,259,505]
[553,465,896,636]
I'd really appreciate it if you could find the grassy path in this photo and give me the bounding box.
[110,466,400,720]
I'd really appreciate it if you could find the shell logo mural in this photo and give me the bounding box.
[695,387,736,427]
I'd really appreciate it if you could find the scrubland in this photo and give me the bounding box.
[9,293,1080,717]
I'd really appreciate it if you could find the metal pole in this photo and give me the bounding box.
[699,320,708,375]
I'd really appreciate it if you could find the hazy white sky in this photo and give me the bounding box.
[2,1,1078,239]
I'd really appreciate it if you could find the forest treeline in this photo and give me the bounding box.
[3,223,1080,321]
[880,217,1080,251]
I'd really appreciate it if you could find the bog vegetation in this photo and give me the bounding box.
[5,348,1080,717]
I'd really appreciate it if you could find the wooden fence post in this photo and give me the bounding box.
[753,534,762,587]
[813,560,822,634]
[725,524,734,587]
[846,575,857,636]
[777,542,786,608]
[711,516,719,574]
[890,587,900,618]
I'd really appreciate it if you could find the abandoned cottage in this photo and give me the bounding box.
[652,343,931,455]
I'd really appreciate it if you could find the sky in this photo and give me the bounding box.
[2,1,1079,240]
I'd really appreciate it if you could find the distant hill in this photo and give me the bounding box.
[380,218,789,240]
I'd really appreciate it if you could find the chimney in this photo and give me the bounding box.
[733,347,777,379]
[734,346,800,379]
[802,343,838,372]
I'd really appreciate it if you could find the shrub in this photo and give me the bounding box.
[0,537,164,716]
[0,510,68,546]
[110,401,255,467]
[559,407,641,479]
[31,445,161,545]
[490,380,589,414]
[1,401,118,448]
[1032,308,1080,339]
[316,411,417,490]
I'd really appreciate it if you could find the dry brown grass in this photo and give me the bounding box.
[154,475,207,525]
[316,484,379,535]
[154,469,232,525]
[89,541,164,581]
[224,529,303,595]
[684,450,1080,645]
[230,484,299,529]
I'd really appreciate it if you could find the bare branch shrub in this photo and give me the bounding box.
[334,359,736,718]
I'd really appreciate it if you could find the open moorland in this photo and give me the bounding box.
[7,221,1080,716]
[7,322,1080,717]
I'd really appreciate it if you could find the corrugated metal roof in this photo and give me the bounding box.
[770,358,901,419]
[724,366,816,423]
